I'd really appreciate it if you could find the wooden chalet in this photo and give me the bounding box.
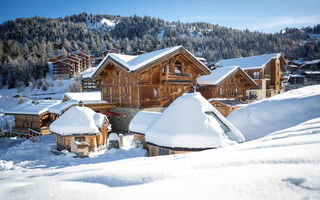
[101,48,120,57]
[216,53,287,100]
[132,50,146,55]
[51,50,91,79]
[197,66,257,101]
[50,106,111,157]
[129,91,244,156]
[208,99,245,117]
[89,46,211,108]
[4,99,61,136]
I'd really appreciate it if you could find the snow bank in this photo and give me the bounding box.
[146,92,244,148]
[1,117,320,200]
[228,85,320,141]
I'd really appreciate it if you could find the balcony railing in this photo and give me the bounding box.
[160,72,192,83]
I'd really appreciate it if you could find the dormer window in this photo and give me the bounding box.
[205,111,230,133]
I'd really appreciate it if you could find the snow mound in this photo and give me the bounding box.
[50,106,107,135]
[146,92,244,148]
[129,111,161,134]
[228,85,320,141]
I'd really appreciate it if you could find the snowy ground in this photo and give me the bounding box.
[0,86,319,199]
[0,118,319,199]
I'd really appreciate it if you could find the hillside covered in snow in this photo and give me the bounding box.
[0,85,320,199]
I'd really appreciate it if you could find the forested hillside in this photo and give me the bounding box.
[0,12,319,88]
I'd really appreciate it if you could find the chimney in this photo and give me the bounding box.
[188,85,195,93]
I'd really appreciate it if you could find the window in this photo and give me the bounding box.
[154,88,158,98]
[159,147,169,155]
[236,88,238,96]
[174,66,182,73]
[75,136,85,142]
[220,88,223,96]
[205,112,230,133]
[253,72,260,79]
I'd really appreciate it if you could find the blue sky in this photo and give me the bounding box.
[1,0,319,33]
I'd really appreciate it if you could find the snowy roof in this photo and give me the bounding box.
[82,67,98,79]
[216,53,281,70]
[49,106,108,135]
[89,46,210,78]
[145,92,245,149]
[197,66,238,85]
[63,92,101,101]
[209,98,246,107]
[197,66,256,86]
[129,111,162,134]
[302,59,320,65]
[304,71,320,74]
[48,100,78,115]
[5,100,61,115]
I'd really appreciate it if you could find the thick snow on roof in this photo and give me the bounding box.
[145,92,244,149]
[50,106,107,135]
[48,100,78,115]
[303,59,320,65]
[63,92,101,101]
[88,46,210,78]
[129,111,162,134]
[5,100,61,115]
[110,46,181,71]
[197,66,239,85]
[216,53,281,70]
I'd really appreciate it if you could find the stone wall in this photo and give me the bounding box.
[108,107,166,133]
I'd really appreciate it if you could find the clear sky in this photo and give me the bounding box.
[1,0,319,33]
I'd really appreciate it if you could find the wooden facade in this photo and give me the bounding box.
[198,68,257,101]
[93,47,210,108]
[55,124,108,156]
[52,51,91,79]
[245,56,286,97]
[147,143,213,157]
[208,99,244,117]
[9,112,53,135]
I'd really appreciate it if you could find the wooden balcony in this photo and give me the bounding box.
[160,72,192,83]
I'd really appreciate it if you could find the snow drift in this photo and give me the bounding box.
[228,85,320,141]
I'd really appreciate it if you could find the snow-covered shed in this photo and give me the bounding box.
[4,99,61,135]
[49,105,111,157]
[130,92,244,156]
[197,66,257,101]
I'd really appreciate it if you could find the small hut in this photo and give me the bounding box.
[49,106,111,157]
[130,92,244,156]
